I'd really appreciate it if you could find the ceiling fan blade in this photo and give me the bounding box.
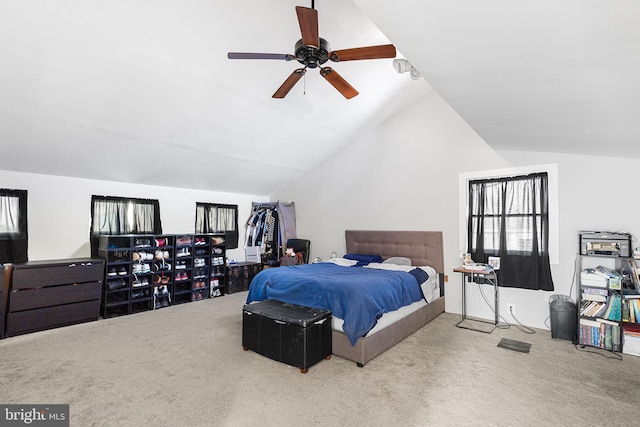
[295,6,319,49]
[320,67,358,99]
[228,52,294,61]
[329,44,396,62]
[273,68,307,99]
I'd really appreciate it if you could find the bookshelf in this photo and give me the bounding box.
[576,253,640,355]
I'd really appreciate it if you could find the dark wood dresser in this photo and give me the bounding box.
[6,258,104,337]
[0,265,6,338]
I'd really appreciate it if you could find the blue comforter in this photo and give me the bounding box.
[246,263,423,345]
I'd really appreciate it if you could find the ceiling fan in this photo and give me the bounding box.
[227,1,396,99]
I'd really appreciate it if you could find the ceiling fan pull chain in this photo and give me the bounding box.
[304,73,306,95]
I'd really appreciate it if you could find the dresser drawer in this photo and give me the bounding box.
[9,281,102,312]
[6,300,101,337]
[12,259,104,289]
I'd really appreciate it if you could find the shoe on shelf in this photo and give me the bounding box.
[177,236,192,246]
[134,238,151,248]
[117,266,128,276]
[132,290,146,299]
[176,248,191,258]
[107,267,118,276]
[107,279,127,290]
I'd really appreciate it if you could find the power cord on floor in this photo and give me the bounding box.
[475,272,536,334]
[574,344,623,360]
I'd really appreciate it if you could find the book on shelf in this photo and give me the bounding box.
[580,269,608,288]
[592,265,623,289]
[627,298,640,323]
[604,294,621,322]
[579,318,621,351]
[622,288,640,299]
[622,299,630,322]
[623,322,640,336]
[622,323,640,356]
[581,286,608,300]
[580,300,603,317]
[622,298,638,323]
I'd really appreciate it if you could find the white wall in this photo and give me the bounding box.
[0,170,268,261]
[271,88,640,330]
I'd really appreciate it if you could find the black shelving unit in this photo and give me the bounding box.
[99,235,133,318]
[151,234,173,309]
[98,233,227,318]
[209,234,227,298]
[173,234,194,304]
[576,253,624,352]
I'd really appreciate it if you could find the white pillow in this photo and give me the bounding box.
[325,258,358,267]
[382,256,412,266]
[364,262,412,272]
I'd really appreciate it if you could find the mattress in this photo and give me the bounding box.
[331,271,441,337]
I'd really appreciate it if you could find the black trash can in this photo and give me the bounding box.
[549,295,577,342]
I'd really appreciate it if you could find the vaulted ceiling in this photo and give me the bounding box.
[1,1,637,195]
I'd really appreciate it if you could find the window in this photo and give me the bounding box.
[0,188,28,263]
[195,203,239,249]
[90,195,162,256]
[467,172,554,291]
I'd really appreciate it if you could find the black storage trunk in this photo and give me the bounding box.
[227,262,261,294]
[242,299,332,373]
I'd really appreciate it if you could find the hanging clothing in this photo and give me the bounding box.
[245,201,296,262]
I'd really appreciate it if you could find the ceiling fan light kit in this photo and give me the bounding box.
[393,59,421,80]
[227,3,396,99]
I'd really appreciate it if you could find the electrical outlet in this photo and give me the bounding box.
[508,303,516,315]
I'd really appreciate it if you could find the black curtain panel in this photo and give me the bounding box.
[90,195,162,256]
[195,203,239,249]
[467,172,554,291]
[0,189,28,264]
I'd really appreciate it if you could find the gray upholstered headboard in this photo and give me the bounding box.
[345,230,444,274]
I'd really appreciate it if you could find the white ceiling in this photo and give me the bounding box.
[1,1,638,195]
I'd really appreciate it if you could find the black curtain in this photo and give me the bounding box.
[467,172,554,291]
[90,196,162,256]
[195,203,239,249]
[0,189,28,264]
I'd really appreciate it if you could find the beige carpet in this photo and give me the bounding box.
[1,292,639,427]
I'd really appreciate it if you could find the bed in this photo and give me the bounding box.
[246,230,445,366]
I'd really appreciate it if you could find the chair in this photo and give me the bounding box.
[286,238,311,264]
